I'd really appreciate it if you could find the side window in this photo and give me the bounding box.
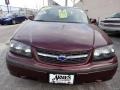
[18,17,24,20]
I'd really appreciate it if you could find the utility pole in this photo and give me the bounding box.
[5,0,10,13]
[7,4,9,13]
[43,0,44,6]
[73,0,75,7]
[65,0,68,6]
[71,0,75,7]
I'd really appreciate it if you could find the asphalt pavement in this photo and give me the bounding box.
[0,24,120,90]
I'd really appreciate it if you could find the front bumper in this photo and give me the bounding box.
[6,52,118,84]
[99,24,120,32]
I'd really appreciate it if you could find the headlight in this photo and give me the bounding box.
[10,40,32,57]
[93,45,115,61]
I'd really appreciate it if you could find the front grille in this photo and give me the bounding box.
[102,20,120,23]
[36,48,90,65]
[103,24,120,27]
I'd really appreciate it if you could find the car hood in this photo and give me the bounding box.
[0,17,9,20]
[13,21,111,51]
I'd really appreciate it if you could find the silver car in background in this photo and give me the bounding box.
[99,13,120,32]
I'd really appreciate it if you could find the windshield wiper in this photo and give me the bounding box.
[65,21,82,23]
[33,20,83,23]
[33,20,47,22]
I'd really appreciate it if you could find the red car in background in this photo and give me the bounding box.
[6,6,118,84]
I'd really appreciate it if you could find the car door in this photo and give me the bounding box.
[15,16,27,24]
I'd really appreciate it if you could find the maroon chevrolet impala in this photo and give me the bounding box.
[6,6,118,84]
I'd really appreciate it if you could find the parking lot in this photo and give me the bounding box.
[0,24,120,90]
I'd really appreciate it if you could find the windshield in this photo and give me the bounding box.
[34,7,88,23]
[111,13,120,18]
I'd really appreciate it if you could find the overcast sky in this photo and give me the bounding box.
[0,0,80,9]
[0,0,48,9]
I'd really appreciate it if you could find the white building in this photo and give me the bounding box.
[48,0,60,6]
[48,0,120,20]
[75,0,120,19]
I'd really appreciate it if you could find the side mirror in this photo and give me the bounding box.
[28,15,35,20]
[90,18,97,25]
